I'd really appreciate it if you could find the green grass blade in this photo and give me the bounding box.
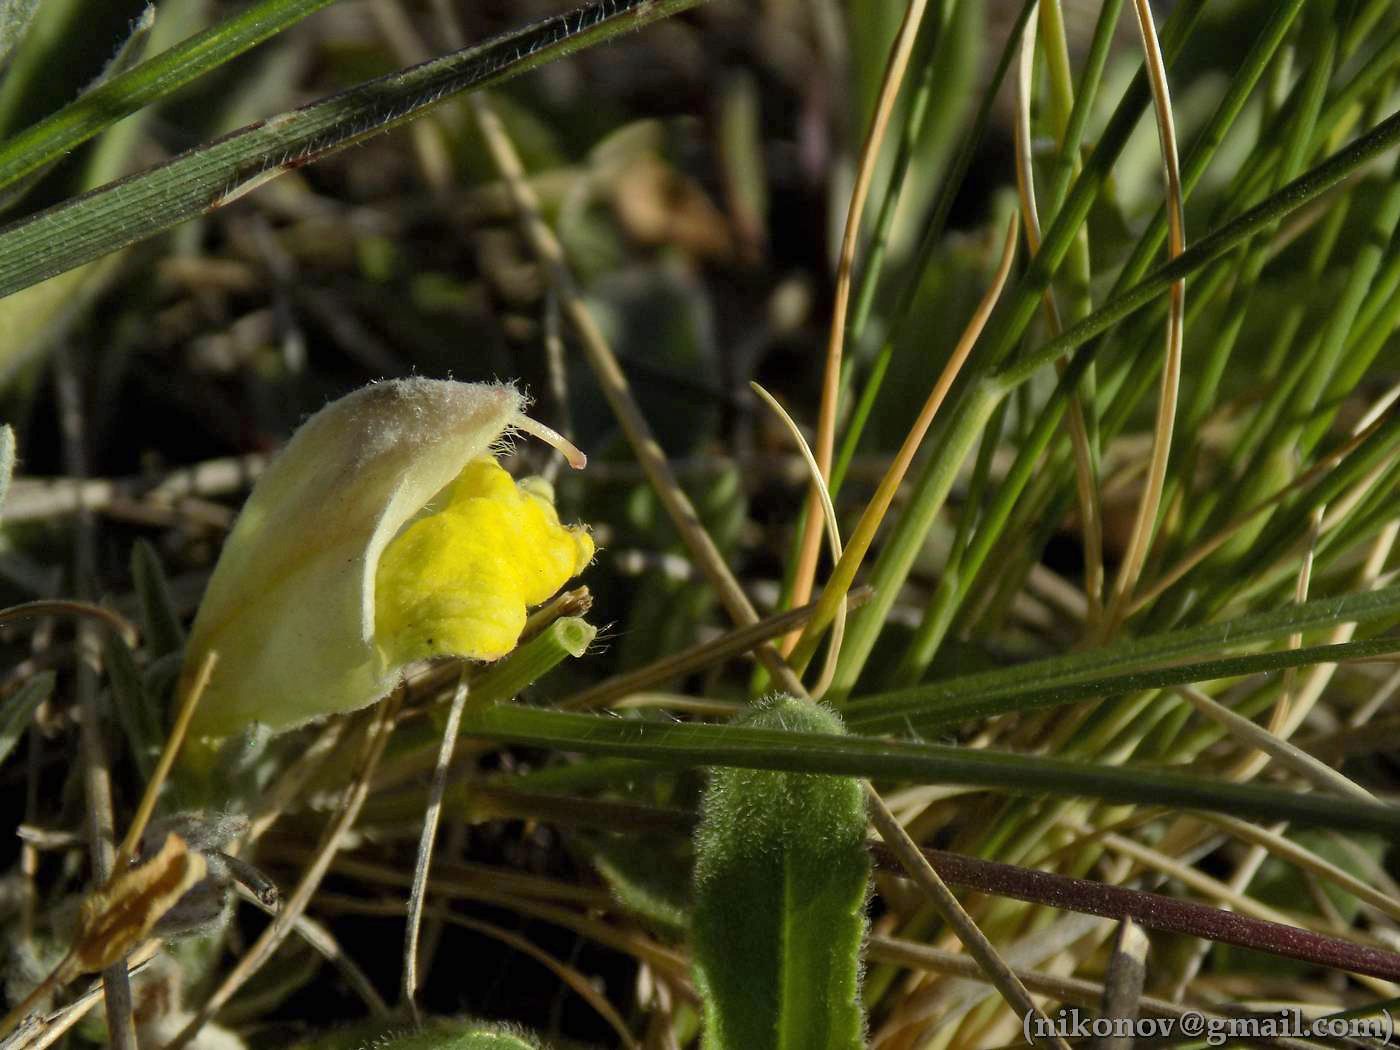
[0,0,340,197]
[848,637,1400,735]
[0,669,52,770]
[131,539,186,660]
[0,0,701,299]
[692,697,867,1050]
[459,704,1400,835]
[996,107,1400,389]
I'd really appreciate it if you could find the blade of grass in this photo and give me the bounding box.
[846,637,1400,735]
[0,671,52,772]
[0,0,705,299]
[0,0,347,198]
[457,703,1400,836]
[831,0,1211,689]
[995,107,1400,390]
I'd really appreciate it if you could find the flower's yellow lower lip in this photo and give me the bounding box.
[373,456,594,668]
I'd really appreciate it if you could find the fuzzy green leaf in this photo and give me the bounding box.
[285,1019,543,1049]
[691,696,868,1050]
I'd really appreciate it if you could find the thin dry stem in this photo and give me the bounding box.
[243,719,348,845]
[790,216,1019,672]
[1130,409,1390,611]
[235,885,389,1016]
[316,881,693,992]
[1268,504,1323,736]
[1197,814,1400,923]
[865,788,1071,1050]
[56,350,137,1050]
[558,589,869,711]
[864,935,1328,1050]
[114,650,217,871]
[1175,684,1376,802]
[401,671,469,1018]
[749,381,846,699]
[788,0,933,644]
[1104,0,1186,631]
[433,913,640,1048]
[468,92,806,698]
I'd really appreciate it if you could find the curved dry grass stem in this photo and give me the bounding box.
[401,670,470,1020]
[1013,9,1105,626]
[0,600,138,647]
[435,913,640,1049]
[749,382,846,700]
[235,885,389,1017]
[1104,0,1186,632]
[790,216,1019,673]
[787,0,933,648]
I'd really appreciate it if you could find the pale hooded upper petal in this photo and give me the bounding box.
[181,378,586,738]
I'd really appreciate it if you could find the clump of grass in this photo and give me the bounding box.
[1,0,1400,1048]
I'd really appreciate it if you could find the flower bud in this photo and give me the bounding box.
[182,379,590,738]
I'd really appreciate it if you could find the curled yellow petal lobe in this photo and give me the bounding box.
[375,458,594,666]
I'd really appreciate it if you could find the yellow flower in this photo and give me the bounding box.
[181,379,590,738]
[374,458,593,666]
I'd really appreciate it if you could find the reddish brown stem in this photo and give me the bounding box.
[873,843,1400,982]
